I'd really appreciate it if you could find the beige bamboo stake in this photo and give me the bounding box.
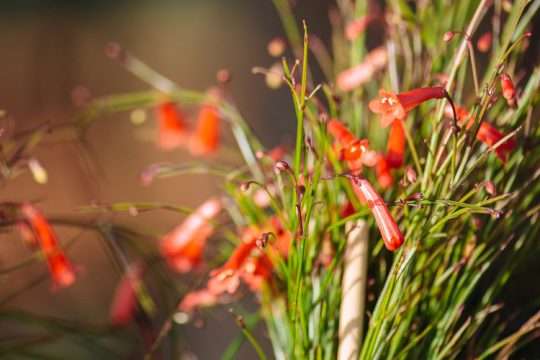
[338,220,369,360]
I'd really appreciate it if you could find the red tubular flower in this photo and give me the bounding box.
[501,73,516,100]
[376,155,393,190]
[207,227,259,294]
[352,178,404,251]
[386,119,405,168]
[337,47,387,91]
[20,203,77,290]
[156,102,188,151]
[109,263,144,327]
[179,289,218,313]
[369,86,446,128]
[188,105,220,155]
[444,105,516,162]
[477,122,517,161]
[160,197,222,273]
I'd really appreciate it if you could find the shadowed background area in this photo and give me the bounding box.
[0,0,333,358]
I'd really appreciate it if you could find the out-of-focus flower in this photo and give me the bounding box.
[369,86,446,128]
[27,158,48,184]
[444,104,516,162]
[16,219,38,250]
[345,15,376,40]
[386,120,405,169]
[156,102,188,151]
[109,263,144,327]
[208,217,290,294]
[336,47,387,91]
[179,289,219,313]
[351,178,404,251]
[240,250,274,291]
[265,62,285,89]
[20,203,77,290]
[188,105,220,155]
[267,37,287,57]
[160,197,222,273]
[207,226,259,294]
[477,32,492,52]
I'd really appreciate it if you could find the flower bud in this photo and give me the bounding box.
[443,31,455,42]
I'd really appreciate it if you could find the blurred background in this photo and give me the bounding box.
[0,0,334,358]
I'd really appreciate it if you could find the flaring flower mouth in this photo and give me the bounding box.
[368,90,406,128]
[370,86,448,128]
[20,202,78,290]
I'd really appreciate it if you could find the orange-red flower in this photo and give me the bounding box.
[327,119,370,175]
[160,197,222,273]
[345,15,376,41]
[351,177,404,251]
[207,226,259,294]
[20,203,77,290]
[109,263,144,327]
[386,119,405,168]
[188,105,220,155]
[444,105,516,162]
[336,47,387,91]
[156,102,188,151]
[375,155,393,190]
[477,32,492,53]
[240,250,274,291]
[369,86,447,128]
[179,289,218,313]
[207,218,290,294]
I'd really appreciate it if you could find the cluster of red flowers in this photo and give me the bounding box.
[155,100,220,155]
[327,118,404,251]
[163,207,291,313]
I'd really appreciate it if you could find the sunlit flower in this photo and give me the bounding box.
[369,85,447,128]
[386,119,405,168]
[109,263,144,327]
[20,203,77,290]
[188,105,220,155]
[160,197,222,273]
[327,119,370,174]
[351,177,404,251]
[156,102,188,150]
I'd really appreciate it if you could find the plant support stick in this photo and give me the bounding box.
[338,220,369,360]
